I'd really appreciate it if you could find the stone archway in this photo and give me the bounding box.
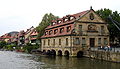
[46,50,51,55]
[51,49,56,56]
[58,50,62,56]
[64,50,69,56]
[43,50,46,52]
[42,50,46,55]
[77,51,84,58]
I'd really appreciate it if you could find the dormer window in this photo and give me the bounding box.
[70,16,75,20]
[49,30,53,35]
[60,28,64,33]
[64,18,68,22]
[45,31,48,35]
[57,20,62,24]
[51,21,56,26]
[53,22,56,25]
[67,26,71,32]
[54,29,58,34]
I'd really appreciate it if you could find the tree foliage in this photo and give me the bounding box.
[96,8,120,44]
[36,13,59,39]
[0,41,7,49]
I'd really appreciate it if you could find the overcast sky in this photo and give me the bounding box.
[0,0,120,36]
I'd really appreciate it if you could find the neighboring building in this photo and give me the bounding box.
[24,26,34,45]
[18,30,25,46]
[41,7,109,56]
[0,31,18,43]
[9,31,19,44]
[0,33,11,43]
[11,33,19,45]
[29,29,39,45]
[0,35,4,41]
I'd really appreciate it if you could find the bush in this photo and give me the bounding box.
[23,44,39,53]
[5,44,17,50]
[0,41,7,49]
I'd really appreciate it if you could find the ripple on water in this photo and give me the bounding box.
[0,51,120,69]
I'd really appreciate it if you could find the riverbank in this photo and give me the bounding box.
[0,51,120,69]
[84,50,120,63]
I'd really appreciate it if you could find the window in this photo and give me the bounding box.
[101,26,105,34]
[53,39,55,46]
[53,22,56,25]
[89,13,94,20]
[45,31,48,35]
[70,16,75,20]
[59,39,61,45]
[74,38,80,45]
[66,38,68,45]
[43,40,45,45]
[79,25,82,32]
[82,38,86,47]
[57,20,62,24]
[49,30,52,35]
[67,26,71,32]
[104,38,108,45]
[54,29,58,34]
[64,18,68,22]
[60,28,64,33]
[48,39,50,45]
[98,38,101,45]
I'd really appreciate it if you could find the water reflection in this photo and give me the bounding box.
[36,56,120,69]
[0,51,120,69]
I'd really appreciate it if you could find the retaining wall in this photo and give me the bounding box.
[84,50,120,63]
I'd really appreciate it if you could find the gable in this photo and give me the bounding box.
[78,10,106,23]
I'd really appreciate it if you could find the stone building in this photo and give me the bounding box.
[41,8,109,56]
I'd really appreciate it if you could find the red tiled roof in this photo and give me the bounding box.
[46,10,89,29]
[31,38,37,40]
[30,31,38,36]
[18,30,25,37]
[41,10,89,38]
[41,24,74,38]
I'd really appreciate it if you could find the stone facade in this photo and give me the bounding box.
[41,8,109,56]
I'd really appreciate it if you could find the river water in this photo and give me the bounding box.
[0,51,120,69]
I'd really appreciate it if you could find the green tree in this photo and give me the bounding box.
[36,13,59,39]
[0,41,7,49]
[96,8,120,45]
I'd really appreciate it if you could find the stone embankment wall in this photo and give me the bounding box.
[84,50,120,63]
